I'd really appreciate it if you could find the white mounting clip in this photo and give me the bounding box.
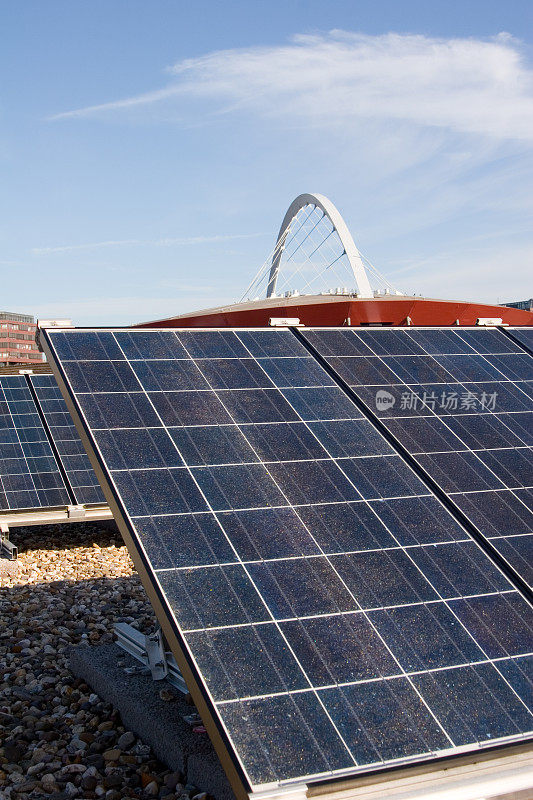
[476,317,507,326]
[67,505,86,519]
[268,317,303,327]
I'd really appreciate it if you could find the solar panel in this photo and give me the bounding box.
[29,374,106,505]
[41,327,533,794]
[0,375,71,510]
[507,327,533,354]
[300,327,533,591]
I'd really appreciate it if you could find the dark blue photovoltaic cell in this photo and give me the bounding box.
[0,375,70,509]
[508,327,533,354]
[45,327,533,791]
[30,375,106,505]
[302,327,533,591]
[457,329,524,354]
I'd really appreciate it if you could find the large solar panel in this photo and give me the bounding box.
[0,375,70,510]
[300,327,533,591]
[42,326,533,795]
[29,374,106,505]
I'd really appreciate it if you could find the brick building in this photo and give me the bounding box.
[0,312,44,365]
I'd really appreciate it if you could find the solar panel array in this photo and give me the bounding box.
[43,327,533,794]
[301,327,533,591]
[29,374,106,505]
[0,371,107,512]
[0,375,71,510]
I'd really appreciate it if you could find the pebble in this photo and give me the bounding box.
[41,773,58,790]
[117,730,136,750]
[103,748,122,761]
[81,774,98,790]
[0,522,211,800]
[165,772,184,790]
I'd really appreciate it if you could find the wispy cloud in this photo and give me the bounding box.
[49,86,182,121]
[31,232,264,255]
[50,31,533,141]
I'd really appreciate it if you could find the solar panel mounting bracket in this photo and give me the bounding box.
[146,627,168,681]
[0,523,17,560]
[114,622,187,693]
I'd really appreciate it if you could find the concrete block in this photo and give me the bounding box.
[69,643,235,800]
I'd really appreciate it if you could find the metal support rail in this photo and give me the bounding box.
[0,523,17,560]
[114,622,188,694]
[0,505,114,559]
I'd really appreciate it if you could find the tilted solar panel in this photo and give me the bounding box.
[29,374,106,505]
[42,327,533,796]
[507,327,533,354]
[300,327,533,591]
[0,375,70,510]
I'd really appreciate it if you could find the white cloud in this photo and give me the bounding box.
[50,31,533,141]
[42,29,533,310]
[31,232,264,255]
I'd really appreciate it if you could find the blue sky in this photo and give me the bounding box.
[2,0,532,324]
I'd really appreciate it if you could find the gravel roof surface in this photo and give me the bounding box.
[0,523,208,800]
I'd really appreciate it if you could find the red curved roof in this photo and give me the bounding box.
[136,294,533,329]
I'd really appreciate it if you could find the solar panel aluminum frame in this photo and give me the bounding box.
[306,744,533,800]
[41,325,533,800]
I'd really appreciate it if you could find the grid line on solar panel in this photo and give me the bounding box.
[176,589,520,628]
[29,374,106,505]
[43,328,533,791]
[113,330,462,762]
[53,332,532,708]
[382,330,533,587]
[0,375,70,510]
[300,327,533,592]
[302,330,531,452]
[104,334,409,772]
[505,327,533,356]
[202,645,533,703]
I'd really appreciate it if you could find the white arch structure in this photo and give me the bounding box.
[266,193,373,299]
